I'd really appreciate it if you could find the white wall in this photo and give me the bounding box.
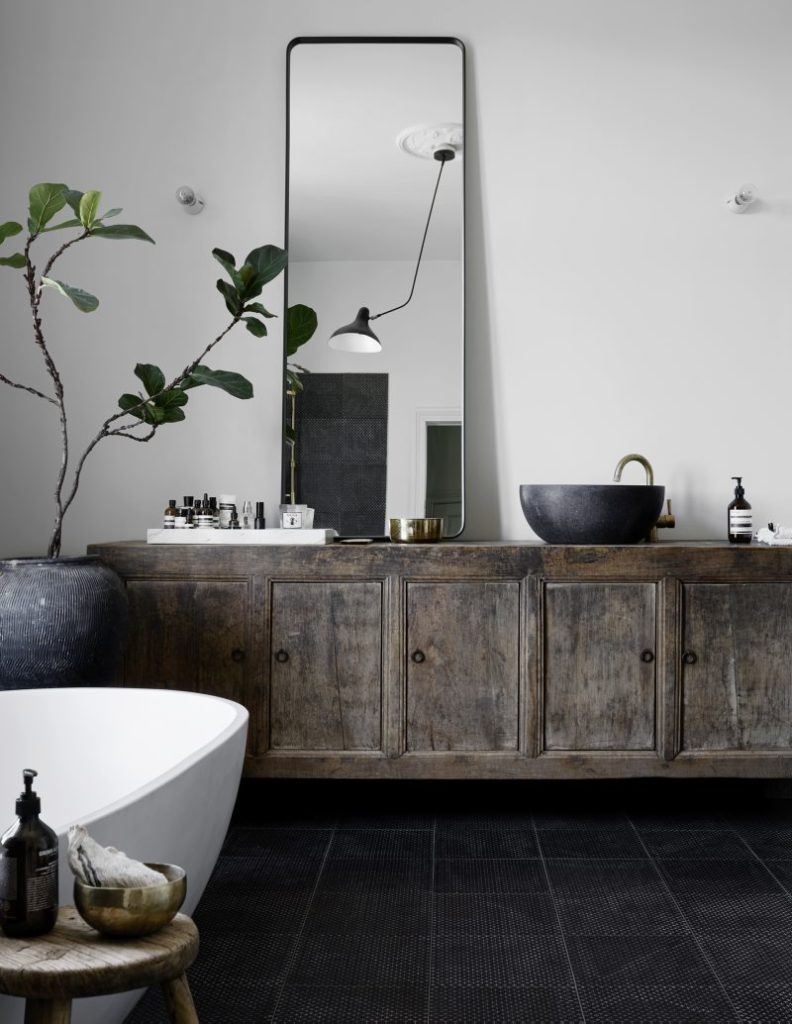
[1,0,791,555]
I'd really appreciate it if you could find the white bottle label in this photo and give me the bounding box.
[730,510,752,534]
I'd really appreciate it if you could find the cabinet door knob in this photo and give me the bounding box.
[275,649,290,663]
[231,648,245,663]
[640,649,655,664]
[411,650,426,664]
[682,650,698,665]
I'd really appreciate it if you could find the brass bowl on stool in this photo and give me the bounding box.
[389,517,444,543]
[74,862,186,937]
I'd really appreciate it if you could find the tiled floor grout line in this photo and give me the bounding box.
[531,814,588,1024]
[425,813,437,1024]
[718,816,792,901]
[624,815,742,1022]
[268,820,338,1022]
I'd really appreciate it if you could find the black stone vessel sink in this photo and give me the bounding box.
[519,484,666,544]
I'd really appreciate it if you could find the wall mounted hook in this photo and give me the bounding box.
[175,186,205,215]
[726,183,757,213]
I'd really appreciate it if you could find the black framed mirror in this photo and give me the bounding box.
[283,37,465,538]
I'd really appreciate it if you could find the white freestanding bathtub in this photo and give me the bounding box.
[0,687,248,1024]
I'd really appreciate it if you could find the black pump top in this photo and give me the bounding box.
[16,768,41,817]
[732,476,745,498]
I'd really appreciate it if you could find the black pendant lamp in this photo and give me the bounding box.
[329,145,456,354]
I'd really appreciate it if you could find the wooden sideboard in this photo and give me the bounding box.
[89,540,792,780]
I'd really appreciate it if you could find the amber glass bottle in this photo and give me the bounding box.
[728,476,752,544]
[0,770,58,937]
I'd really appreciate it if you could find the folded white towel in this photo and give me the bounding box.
[755,527,792,546]
[68,825,164,887]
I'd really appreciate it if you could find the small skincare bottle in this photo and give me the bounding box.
[0,770,58,937]
[163,499,177,529]
[728,476,752,544]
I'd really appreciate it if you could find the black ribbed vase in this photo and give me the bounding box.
[0,555,128,690]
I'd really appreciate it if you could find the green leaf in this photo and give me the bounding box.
[244,244,287,286]
[0,221,22,244]
[239,244,288,297]
[0,253,25,269]
[211,248,243,291]
[118,393,157,423]
[91,224,155,243]
[186,365,253,399]
[286,303,318,356]
[286,369,304,393]
[63,190,84,216]
[134,362,165,397]
[243,302,275,318]
[41,218,83,233]
[153,387,188,410]
[40,276,99,312]
[28,183,68,234]
[99,207,122,219]
[79,190,101,229]
[160,406,186,423]
[244,317,267,338]
[216,279,242,316]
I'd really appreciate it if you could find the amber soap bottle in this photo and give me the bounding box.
[0,769,59,937]
[728,476,752,544]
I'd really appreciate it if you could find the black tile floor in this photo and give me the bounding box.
[125,780,792,1023]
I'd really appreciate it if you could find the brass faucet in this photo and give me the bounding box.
[613,452,654,485]
[612,453,675,542]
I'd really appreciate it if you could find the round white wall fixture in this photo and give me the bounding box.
[397,123,463,160]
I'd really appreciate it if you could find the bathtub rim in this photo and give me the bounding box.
[0,686,249,834]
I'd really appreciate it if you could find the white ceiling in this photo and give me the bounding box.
[288,41,464,262]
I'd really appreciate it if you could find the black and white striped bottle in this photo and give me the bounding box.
[728,476,752,544]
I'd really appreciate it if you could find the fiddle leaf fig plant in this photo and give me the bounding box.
[0,181,296,558]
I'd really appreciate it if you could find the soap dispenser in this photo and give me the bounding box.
[728,476,752,545]
[0,769,59,937]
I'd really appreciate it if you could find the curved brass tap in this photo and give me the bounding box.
[613,452,654,485]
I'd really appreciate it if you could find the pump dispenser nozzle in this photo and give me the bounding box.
[16,769,41,817]
[732,476,745,497]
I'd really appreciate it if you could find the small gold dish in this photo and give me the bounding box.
[389,517,444,543]
[73,862,186,938]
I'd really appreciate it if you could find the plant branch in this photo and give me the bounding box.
[56,316,240,532]
[0,372,57,404]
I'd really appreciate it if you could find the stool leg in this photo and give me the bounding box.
[161,973,199,1023]
[24,998,72,1024]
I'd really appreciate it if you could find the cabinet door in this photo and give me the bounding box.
[123,579,249,707]
[270,582,382,751]
[406,581,520,752]
[682,583,792,751]
[543,582,657,751]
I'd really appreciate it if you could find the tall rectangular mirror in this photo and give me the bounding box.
[284,37,465,538]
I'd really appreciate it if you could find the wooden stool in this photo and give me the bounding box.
[0,906,200,1023]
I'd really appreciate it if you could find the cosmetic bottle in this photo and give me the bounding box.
[728,476,752,544]
[0,770,58,937]
[241,500,254,529]
[254,501,266,529]
[163,499,177,529]
[209,496,219,528]
[218,494,236,530]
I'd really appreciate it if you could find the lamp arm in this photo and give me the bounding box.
[370,156,448,322]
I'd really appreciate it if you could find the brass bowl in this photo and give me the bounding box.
[73,863,186,937]
[389,517,444,543]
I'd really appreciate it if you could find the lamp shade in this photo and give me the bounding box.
[328,307,382,354]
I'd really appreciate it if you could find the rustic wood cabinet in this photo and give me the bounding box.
[542,582,657,752]
[89,540,792,780]
[269,581,383,752]
[405,581,521,752]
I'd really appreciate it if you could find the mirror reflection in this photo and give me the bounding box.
[284,38,465,537]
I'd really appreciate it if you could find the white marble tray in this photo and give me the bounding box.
[146,528,337,545]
